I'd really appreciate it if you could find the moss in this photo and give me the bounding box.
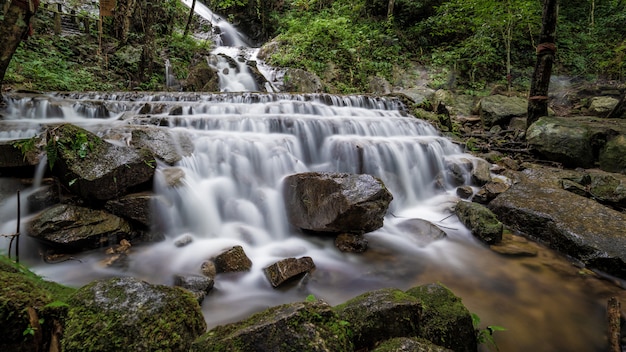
[62,277,206,352]
[0,254,75,352]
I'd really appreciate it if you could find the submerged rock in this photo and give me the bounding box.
[63,277,206,352]
[395,218,447,247]
[371,337,453,352]
[283,172,393,234]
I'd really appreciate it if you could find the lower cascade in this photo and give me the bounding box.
[0,91,616,351]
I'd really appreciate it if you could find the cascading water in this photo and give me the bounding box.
[0,4,621,352]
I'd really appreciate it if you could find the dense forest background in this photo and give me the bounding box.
[3,0,625,94]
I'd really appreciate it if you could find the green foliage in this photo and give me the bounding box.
[471,312,506,351]
[12,137,37,161]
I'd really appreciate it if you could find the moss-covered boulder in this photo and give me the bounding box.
[0,255,75,352]
[455,201,503,245]
[62,276,206,352]
[46,123,155,201]
[333,288,421,351]
[190,300,352,352]
[371,337,453,352]
[406,283,477,352]
[599,134,626,174]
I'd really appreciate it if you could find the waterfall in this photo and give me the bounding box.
[180,0,278,92]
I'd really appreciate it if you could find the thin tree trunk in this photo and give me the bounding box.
[184,0,197,37]
[0,0,40,102]
[387,0,395,21]
[607,297,621,352]
[527,0,558,129]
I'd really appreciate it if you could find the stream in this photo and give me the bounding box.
[0,2,624,351]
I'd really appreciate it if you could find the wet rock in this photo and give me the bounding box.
[396,219,447,247]
[100,239,132,268]
[282,68,323,93]
[334,288,421,351]
[283,172,393,234]
[200,260,217,279]
[560,178,588,197]
[213,245,252,273]
[456,186,474,199]
[599,135,626,174]
[488,165,626,279]
[470,159,492,186]
[46,124,155,201]
[130,127,193,165]
[28,204,136,251]
[173,274,214,303]
[191,300,352,352]
[371,337,453,352]
[174,234,194,247]
[455,201,503,245]
[527,117,596,168]
[264,256,315,288]
[160,167,186,187]
[479,95,527,128]
[0,136,43,168]
[335,233,368,253]
[104,192,156,227]
[445,160,470,187]
[63,277,206,352]
[185,59,220,92]
[406,283,477,352]
[490,233,538,257]
[27,183,60,213]
[472,180,510,204]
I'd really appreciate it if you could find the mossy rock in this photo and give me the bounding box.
[455,201,503,245]
[406,283,477,352]
[333,288,421,350]
[0,255,74,352]
[191,300,352,352]
[62,276,206,352]
[371,337,453,352]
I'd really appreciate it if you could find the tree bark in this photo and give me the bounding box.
[387,0,395,21]
[112,0,137,43]
[184,0,197,37]
[607,297,621,352]
[0,0,40,102]
[527,0,558,129]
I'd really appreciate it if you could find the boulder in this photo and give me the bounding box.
[333,288,422,351]
[184,59,219,92]
[0,136,43,169]
[395,219,447,247]
[173,274,214,303]
[104,192,158,228]
[472,180,510,204]
[488,164,626,279]
[27,204,136,251]
[335,233,368,253]
[213,245,253,273]
[455,201,503,245]
[599,134,626,174]
[63,277,206,352]
[406,283,477,352]
[526,117,596,168]
[264,256,315,288]
[283,172,393,234]
[46,124,155,201]
[190,300,352,352]
[27,182,60,213]
[102,126,193,165]
[470,159,492,186]
[282,68,323,93]
[479,95,527,128]
[588,96,619,116]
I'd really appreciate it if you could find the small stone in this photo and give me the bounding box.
[214,246,252,273]
[200,260,217,279]
[174,234,194,247]
[456,186,474,199]
[173,274,214,303]
[264,256,315,288]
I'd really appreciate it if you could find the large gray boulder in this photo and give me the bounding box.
[527,116,626,172]
[190,300,352,352]
[479,95,527,128]
[63,277,206,352]
[27,204,136,251]
[282,68,323,93]
[283,172,393,234]
[46,124,155,201]
[488,164,626,279]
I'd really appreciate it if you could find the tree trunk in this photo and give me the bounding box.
[113,0,137,43]
[184,0,197,37]
[527,0,558,129]
[607,297,621,352]
[0,0,40,102]
[387,0,395,21]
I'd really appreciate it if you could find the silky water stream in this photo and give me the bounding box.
[0,92,623,351]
